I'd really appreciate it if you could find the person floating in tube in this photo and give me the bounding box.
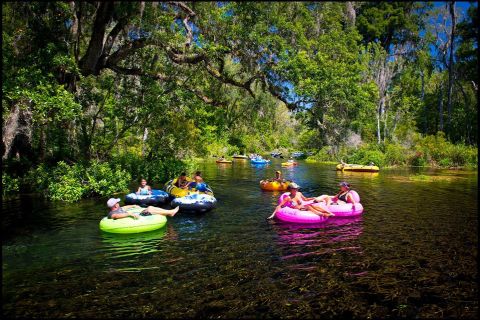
[187,171,208,192]
[271,170,284,182]
[267,183,334,220]
[313,181,357,211]
[106,198,179,220]
[175,172,190,189]
[136,178,152,195]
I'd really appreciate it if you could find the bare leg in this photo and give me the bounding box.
[305,204,335,217]
[314,195,332,206]
[146,206,179,217]
[267,206,280,220]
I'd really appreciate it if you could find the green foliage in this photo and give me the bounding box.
[347,146,386,167]
[46,161,85,202]
[85,161,131,197]
[412,133,478,167]
[384,143,409,166]
[2,173,19,196]
[111,154,197,185]
[22,161,131,202]
[306,146,335,162]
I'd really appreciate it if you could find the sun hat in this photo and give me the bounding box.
[275,170,281,174]
[288,182,300,189]
[107,198,121,208]
[339,181,350,188]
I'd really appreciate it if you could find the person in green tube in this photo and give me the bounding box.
[106,198,179,220]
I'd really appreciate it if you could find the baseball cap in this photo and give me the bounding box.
[339,181,350,188]
[275,170,281,174]
[288,182,300,189]
[107,198,121,208]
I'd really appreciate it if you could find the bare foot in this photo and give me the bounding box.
[170,206,179,216]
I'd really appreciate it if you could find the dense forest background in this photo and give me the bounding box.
[2,2,478,200]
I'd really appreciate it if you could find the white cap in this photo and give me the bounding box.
[288,182,300,189]
[107,198,121,208]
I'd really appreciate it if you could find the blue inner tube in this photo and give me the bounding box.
[171,193,217,213]
[251,159,270,164]
[125,189,169,206]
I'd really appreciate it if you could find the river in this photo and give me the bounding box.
[2,159,478,318]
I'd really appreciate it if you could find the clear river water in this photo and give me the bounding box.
[2,159,478,318]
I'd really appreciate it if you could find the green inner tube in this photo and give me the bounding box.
[99,207,167,234]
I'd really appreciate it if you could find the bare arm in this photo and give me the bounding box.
[301,193,315,202]
[111,211,139,219]
[347,193,356,207]
[267,196,290,219]
[122,205,140,209]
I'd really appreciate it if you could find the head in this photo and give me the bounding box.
[179,172,186,179]
[140,178,147,186]
[107,198,121,210]
[195,171,201,176]
[339,181,350,191]
[288,182,300,194]
[275,170,281,178]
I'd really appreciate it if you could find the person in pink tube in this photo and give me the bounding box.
[267,183,334,220]
[313,181,357,210]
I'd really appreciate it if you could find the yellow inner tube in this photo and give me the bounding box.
[165,178,214,198]
[336,164,380,172]
[260,180,290,191]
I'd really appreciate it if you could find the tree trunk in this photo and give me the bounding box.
[345,2,356,26]
[421,70,427,134]
[377,99,382,144]
[142,127,149,157]
[446,1,456,135]
[2,100,34,161]
[438,82,444,132]
[78,2,114,75]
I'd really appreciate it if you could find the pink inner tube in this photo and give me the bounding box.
[316,202,364,217]
[316,190,363,217]
[275,191,364,223]
[275,206,329,224]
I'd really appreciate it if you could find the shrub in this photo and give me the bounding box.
[409,151,427,167]
[85,161,131,197]
[447,144,469,167]
[21,160,134,202]
[2,172,19,196]
[347,145,386,167]
[307,146,335,162]
[438,158,452,167]
[385,143,409,166]
[110,154,197,185]
[47,161,86,202]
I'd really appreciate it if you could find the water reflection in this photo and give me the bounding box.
[335,171,380,179]
[101,228,167,259]
[274,217,364,244]
[272,217,364,259]
[250,163,270,168]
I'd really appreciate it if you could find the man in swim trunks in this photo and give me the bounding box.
[107,198,179,220]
